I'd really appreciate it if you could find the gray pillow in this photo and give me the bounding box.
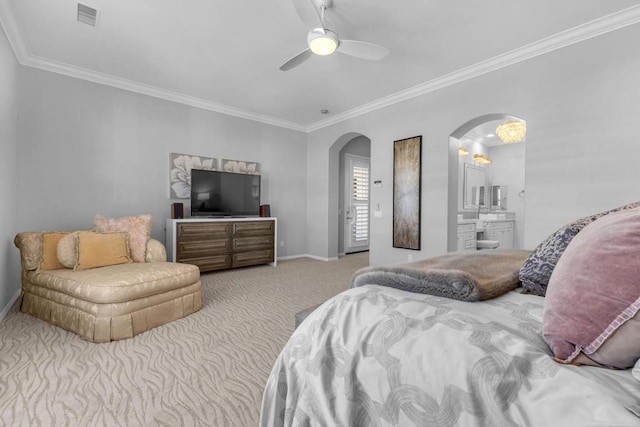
[519,201,640,296]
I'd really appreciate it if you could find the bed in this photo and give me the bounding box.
[260,204,640,427]
[261,285,640,426]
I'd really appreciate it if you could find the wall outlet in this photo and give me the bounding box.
[280,241,284,247]
[408,254,413,261]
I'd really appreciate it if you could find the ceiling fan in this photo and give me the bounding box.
[279,0,390,71]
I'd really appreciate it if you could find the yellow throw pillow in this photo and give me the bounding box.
[40,232,70,270]
[75,231,131,271]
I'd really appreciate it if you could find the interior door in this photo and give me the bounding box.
[344,154,370,253]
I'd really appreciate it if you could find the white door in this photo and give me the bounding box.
[344,154,370,253]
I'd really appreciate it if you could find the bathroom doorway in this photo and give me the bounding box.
[447,113,526,252]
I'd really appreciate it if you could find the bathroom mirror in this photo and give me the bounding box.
[463,163,486,209]
[491,185,507,210]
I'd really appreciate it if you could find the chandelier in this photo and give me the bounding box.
[473,153,492,164]
[496,120,526,144]
[458,147,469,156]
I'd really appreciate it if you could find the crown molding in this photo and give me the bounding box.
[21,54,308,132]
[305,4,640,132]
[0,0,27,62]
[2,1,640,134]
[0,0,307,132]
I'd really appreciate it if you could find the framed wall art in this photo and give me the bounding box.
[393,136,422,250]
[169,153,217,199]
[221,159,260,175]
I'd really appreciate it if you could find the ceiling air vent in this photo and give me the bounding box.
[77,3,98,27]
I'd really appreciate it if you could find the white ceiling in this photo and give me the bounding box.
[462,120,518,147]
[1,0,640,131]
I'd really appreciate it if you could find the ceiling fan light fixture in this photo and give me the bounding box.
[496,120,526,144]
[308,29,338,55]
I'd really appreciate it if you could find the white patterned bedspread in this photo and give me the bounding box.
[260,285,640,427]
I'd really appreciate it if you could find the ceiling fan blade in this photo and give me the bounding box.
[292,0,323,29]
[279,48,314,71]
[337,39,389,60]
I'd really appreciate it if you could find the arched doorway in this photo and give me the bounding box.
[328,133,371,258]
[447,113,526,252]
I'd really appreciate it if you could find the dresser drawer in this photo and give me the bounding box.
[233,221,274,236]
[177,239,230,260]
[178,222,231,240]
[233,235,273,252]
[232,249,274,268]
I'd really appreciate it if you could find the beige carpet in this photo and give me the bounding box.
[0,253,368,426]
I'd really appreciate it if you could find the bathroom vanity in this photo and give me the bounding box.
[457,213,515,251]
[456,220,477,251]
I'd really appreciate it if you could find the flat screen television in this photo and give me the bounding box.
[190,169,261,217]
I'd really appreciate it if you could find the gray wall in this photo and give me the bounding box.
[306,23,640,266]
[0,26,19,316]
[16,67,309,257]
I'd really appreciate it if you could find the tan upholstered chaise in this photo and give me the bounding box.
[14,231,202,343]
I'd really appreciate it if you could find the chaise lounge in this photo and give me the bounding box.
[14,229,202,343]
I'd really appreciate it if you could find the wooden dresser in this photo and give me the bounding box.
[166,218,277,272]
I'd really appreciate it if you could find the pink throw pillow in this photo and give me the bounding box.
[94,215,152,263]
[543,207,640,369]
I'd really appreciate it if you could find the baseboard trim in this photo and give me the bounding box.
[0,289,21,322]
[278,254,339,262]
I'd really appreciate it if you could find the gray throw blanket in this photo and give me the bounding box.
[350,249,532,302]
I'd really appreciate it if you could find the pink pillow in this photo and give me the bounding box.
[543,207,640,368]
[94,215,151,263]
